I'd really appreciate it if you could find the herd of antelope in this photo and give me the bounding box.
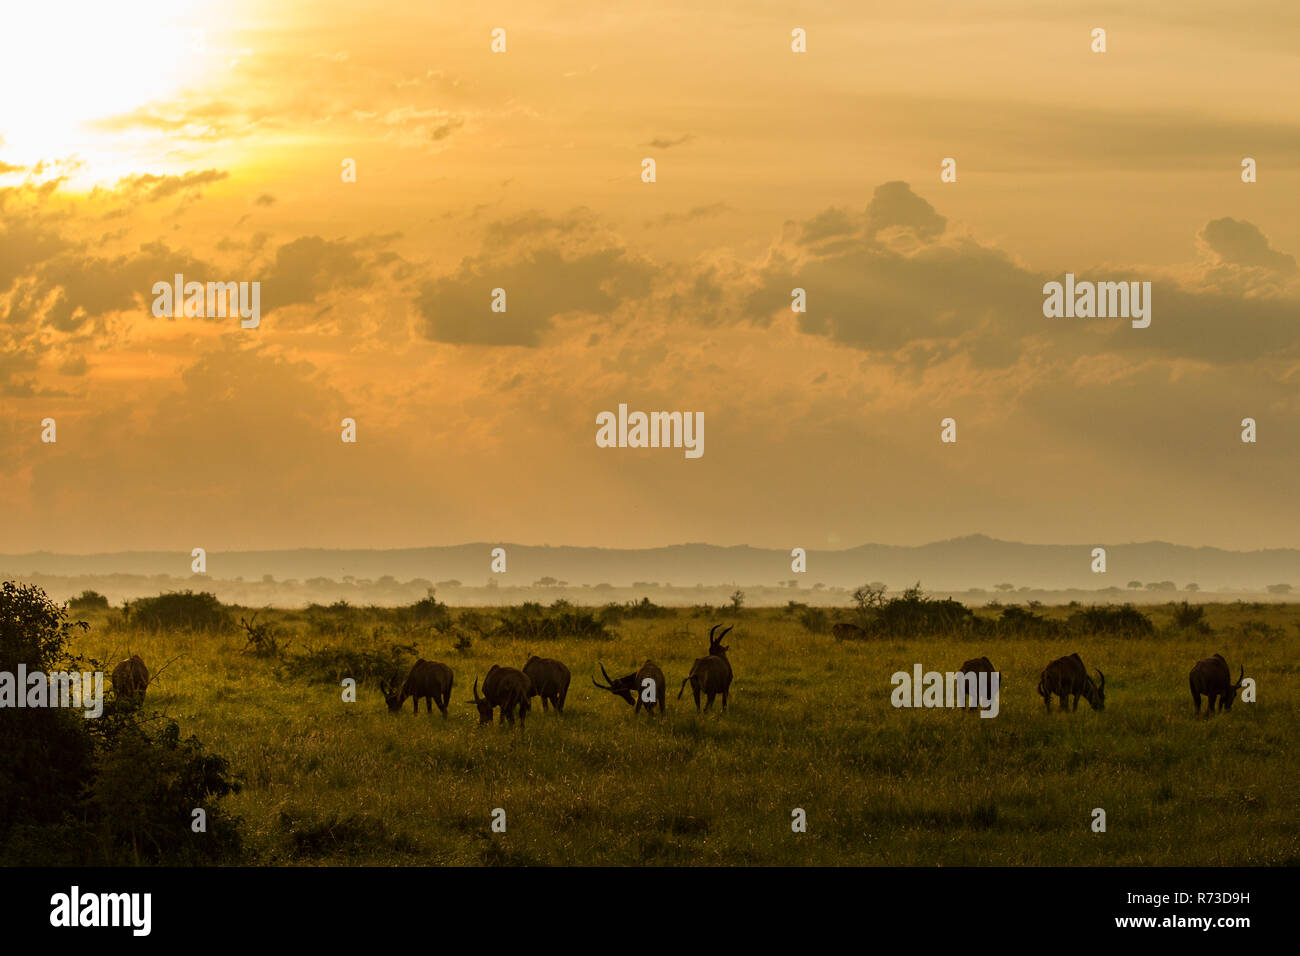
[107,624,1249,728]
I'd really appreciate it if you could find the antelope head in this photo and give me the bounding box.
[592,662,637,705]
[466,677,494,724]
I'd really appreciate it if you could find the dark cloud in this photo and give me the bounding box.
[416,237,654,346]
[1200,218,1296,273]
[864,181,947,240]
[259,235,399,316]
[744,182,1298,368]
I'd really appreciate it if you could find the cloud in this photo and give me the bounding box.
[649,202,731,227]
[864,181,947,240]
[742,182,1299,368]
[416,247,654,346]
[1200,217,1296,273]
[116,169,229,203]
[258,235,402,317]
[645,133,693,149]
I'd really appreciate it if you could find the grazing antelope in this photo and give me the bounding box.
[678,624,734,713]
[1038,653,1105,712]
[522,656,571,714]
[111,655,149,702]
[468,665,532,729]
[832,622,866,641]
[956,656,996,711]
[592,660,667,716]
[1189,654,1245,716]
[381,659,454,717]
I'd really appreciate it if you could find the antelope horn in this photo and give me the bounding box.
[592,663,614,691]
[1095,669,1105,690]
[472,677,481,702]
[709,624,721,641]
[1235,664,1245,689]
[717,625,734,641]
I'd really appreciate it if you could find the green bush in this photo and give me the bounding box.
[1066,604,1154,639]
[281,641,418,686]
[0,581,242,865]
[798,606,830,634]
[127,591,231,633]
[68,590,110,613]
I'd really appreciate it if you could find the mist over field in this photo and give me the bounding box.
[6,535,1300,607]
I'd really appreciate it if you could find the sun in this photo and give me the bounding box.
[0,0,228,185]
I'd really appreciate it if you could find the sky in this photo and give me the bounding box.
[1,0,1297,554]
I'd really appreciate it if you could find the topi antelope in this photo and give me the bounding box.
[678,624,734,713]
[1038,653,1105,712]
[832,621,866,641]
[468,665,532,729]
[111,654,149,702]
[956,656,996,711]
[592,660,667,716]
[522,656,571,714]
[1189,654,1245,716]
[382,659,454,717]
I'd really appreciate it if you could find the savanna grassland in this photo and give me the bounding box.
[69,599,1299,866]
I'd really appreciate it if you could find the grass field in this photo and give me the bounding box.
[71,601,1299,866]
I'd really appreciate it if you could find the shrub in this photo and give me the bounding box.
[127,591,231,633]
[1066,604,1154,639]
[1170,601,1210,633]
[861,584,975,639]
[0,581,242,865]
[798,606,830,634]
[68,590,110,613]
[281,641,418,686]
[402,590,452,631]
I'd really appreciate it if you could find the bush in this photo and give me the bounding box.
[861,584,975,639]
[987,605,1062,639]
[281,641,418,686]
[1170,601,1210,633]
[0,581,242,865]
[68,590,110,613]
[494,605,614,642]
[402,590,452,631]
[602,597,673,625]
[798,606,830,634]
[127,591,231,633]
[1066,604,1154,639]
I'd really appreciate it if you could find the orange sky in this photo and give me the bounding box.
[1,0,1298,553]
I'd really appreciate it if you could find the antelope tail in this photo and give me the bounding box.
[678,676,692,700]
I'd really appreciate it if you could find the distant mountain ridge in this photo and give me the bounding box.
[2,535,1298,591]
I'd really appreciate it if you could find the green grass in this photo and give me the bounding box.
[73,602,1300,865]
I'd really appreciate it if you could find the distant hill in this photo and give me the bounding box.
[2,535,1297,592]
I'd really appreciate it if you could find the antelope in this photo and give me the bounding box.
[678,624,733,713]
[522,656,571,714]
[956,656,996,711]
[1038,653,1105,712]
[381,659,453,717]
[832,622,866,641]
[1189,654,1245,716]
[111,655,149,702]
[468,665,532,729]
[592,660,667,716]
